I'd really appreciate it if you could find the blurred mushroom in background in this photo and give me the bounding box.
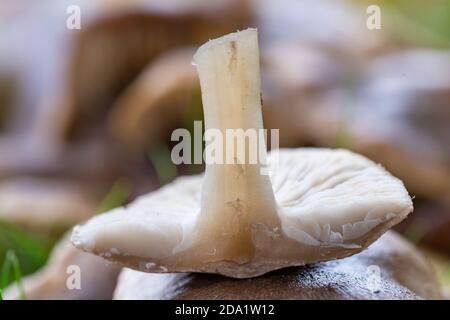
[397,199,450,256]
[261,42,350,147]
[113,232,443,300]
[0,0,252,230]
[0,0,251,146]
[329,50,450,200]
[0,56,17,135]
[0,178,96,235]
[4,233,121,300]
[108,47,198,150]
[56,0,252,144]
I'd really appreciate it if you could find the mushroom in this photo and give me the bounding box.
[0,178,96,235]
[0,57,16,134]
[296,49,450,199]
[105,43,348,150]
[48,0,252,143]
[0,134,145,234]
[72,29,413,278]
[3,233,121,300]
[397,198,450,254]
[261,42,349,147]
[113,232,442,300]
[348,50,450,199]
[108,47,198,149]
[0,0,251,178]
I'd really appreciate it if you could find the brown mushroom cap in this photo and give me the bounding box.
[53,0,252,142]
[113,232,442,300]
[261,42,348,147]
[108,47,198,149]
[0,0,251,164]
[397,198,450,254]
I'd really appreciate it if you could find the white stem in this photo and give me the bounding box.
[193,29,279,261]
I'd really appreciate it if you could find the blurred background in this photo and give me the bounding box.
[0,0,449,299]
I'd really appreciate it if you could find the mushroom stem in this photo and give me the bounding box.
[193,29,280,262]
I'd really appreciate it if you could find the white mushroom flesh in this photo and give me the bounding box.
[72,29,412,278]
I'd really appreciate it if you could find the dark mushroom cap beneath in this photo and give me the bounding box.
[396,199,450,254]
[114,232,442,300]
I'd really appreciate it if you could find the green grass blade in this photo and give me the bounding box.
[0,221,54,274]
[0,250,26,300]
[0,220,55,297]
[0,254,11,289]
[96,179,131,214]
[148,145,178,186]
[8,251,26,300]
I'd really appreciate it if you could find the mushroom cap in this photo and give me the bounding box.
[348,50,450,199]
[108,47,198,149]
[0,0,251,147]
[397,199,450,254]
[72,148,413,278]
[261,42,349,147]
[113,232,442,300]
[55,0,252,142]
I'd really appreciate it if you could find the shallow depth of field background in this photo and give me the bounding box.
[0,0,449,297]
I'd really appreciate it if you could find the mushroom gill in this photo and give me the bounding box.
[72,29,413,278]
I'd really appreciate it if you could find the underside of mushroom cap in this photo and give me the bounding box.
[72,28,412,278]
[72,148,412,278]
